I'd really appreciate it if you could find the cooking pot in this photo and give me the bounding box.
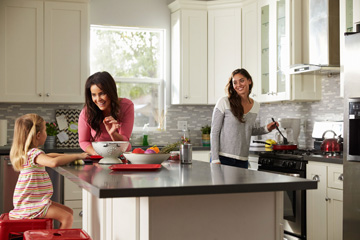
[320,130,343,153]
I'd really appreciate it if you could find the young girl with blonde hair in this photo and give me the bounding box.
[9,114,89,229]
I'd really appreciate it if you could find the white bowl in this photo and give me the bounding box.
[92,141,129,164]
[123,153,170,164]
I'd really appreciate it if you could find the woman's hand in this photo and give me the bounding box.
[267,121,279,132]
[103,116,121,136]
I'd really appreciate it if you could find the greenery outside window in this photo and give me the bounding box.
[90,25,165,131]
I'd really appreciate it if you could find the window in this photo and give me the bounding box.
[90,25,165,131]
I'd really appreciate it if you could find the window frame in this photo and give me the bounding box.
[90,25,166,132]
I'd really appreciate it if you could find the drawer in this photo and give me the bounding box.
[64,178,82,200]
[328,165,344,190]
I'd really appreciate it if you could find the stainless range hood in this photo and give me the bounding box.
[289,0,340,75]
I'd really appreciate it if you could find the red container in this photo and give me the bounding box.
[24,229,92,240]
[0,213,53,240]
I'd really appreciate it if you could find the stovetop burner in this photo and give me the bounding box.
[258,148,343,171]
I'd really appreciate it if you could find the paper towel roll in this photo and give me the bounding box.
[0,119,7,146]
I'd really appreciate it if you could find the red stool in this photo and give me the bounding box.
[0,213,53,240]
[24,229,92,240]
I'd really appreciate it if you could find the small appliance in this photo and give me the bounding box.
[278,118,301,145]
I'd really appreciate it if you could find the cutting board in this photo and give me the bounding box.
[55,109,81,148]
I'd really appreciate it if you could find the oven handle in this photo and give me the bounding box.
[259,169,301,178]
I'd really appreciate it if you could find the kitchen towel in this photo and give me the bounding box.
[0,119,7,146]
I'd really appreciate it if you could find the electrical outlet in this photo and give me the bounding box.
[177,121,187,131]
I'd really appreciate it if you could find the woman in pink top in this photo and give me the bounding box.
[78,71,134,155]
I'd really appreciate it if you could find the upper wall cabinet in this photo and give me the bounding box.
[257,0,291,102]
[256,0,321,103]
[0,0,89,103]
[241,1,259,101]
[207,5,242,104]
[169,2,208,105]
[340,0,355,98]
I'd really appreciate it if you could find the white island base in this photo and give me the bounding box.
[82,190,284,240]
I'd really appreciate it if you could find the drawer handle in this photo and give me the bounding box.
[312,175,320,182]
[79,210,83,217]
[338,174,344,181]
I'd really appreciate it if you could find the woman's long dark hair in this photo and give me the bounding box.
[84,71,120,140]
[225,68,253,123]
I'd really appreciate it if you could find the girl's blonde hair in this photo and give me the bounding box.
[10,114,45,171]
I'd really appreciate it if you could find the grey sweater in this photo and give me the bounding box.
[210,96,269,163]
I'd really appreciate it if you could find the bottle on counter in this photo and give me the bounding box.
[142,123,149,146]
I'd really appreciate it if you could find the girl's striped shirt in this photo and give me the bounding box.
[9,148,53,219]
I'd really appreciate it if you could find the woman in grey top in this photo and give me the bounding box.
[210,68,278,168]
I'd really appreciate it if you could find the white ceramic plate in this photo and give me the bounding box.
[123,152,170,164]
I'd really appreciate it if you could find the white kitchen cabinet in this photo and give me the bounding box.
[169,1,208,105]
[340,0,355,98]
[207,5,242,104]
[256,0,321,103]
[0,0,88,103]
[306,162,343,240]
[64,177,83,228]
[192,150,210,162]
[242,1,259,101]
[248,155,259,170]
[257,0,290,102]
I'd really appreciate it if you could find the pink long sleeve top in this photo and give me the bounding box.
[78,98,134,152]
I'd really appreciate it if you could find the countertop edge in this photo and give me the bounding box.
[52,162,317,199]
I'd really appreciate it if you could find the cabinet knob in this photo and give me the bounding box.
[325,197,331,202]
[312,175,320,182]
[38,93,42,97]
[79,210,83,217]
[338,174,344,181]
[46,93,50,97]
[184,95,189,99]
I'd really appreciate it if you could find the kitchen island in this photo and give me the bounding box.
[53,160,317,240]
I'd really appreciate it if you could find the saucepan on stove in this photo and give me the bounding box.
[320,130,343,153]
[252,140,298,150]
[252,118,298,150]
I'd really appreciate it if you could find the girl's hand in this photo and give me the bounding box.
[78,152,90,159]
[103,116,121,135]
[267,121,279,132]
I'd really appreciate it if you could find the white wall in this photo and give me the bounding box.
[89,0,172,106]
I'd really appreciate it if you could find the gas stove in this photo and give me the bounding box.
[259,149,343,171]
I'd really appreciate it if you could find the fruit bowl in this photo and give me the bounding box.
[123,152,170,164]
[92,141,129,164]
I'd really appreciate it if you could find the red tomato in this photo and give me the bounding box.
[132,148,145,154]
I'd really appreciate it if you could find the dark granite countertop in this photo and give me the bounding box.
[303,154,343,165]
[52,160,317,199]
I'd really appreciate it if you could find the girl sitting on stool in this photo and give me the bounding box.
[9,114,89,229]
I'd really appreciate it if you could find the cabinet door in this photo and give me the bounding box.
[257,0,291,102]
[306,163,327,240]
[0,0,44,102]
[44,1,88,103]
[327,165,344,190]
[192,151,210,162]
[327,188,343,240]
[208,7,241,104]
[171,9,207,105]
[242,2,259,100]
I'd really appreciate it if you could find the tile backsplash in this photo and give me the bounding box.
[0,74,343,149]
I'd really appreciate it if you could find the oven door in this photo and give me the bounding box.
[258,167,306,239]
